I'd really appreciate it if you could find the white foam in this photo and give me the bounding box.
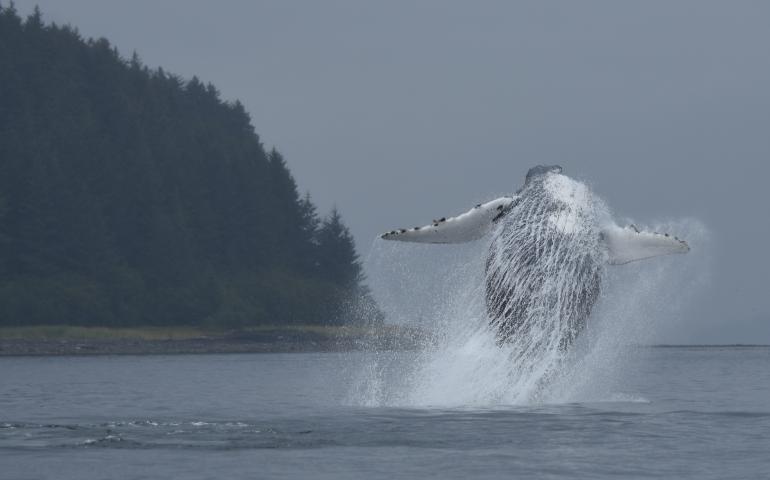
[351,182,709,408]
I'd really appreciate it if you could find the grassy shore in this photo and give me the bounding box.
[0,325,213,341]
[0,324,427,356]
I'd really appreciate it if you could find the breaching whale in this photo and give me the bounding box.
[381,165,689,347]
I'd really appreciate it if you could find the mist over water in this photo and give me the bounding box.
[353,186,709,408]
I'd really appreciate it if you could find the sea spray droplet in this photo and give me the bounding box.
[355,173,707,407]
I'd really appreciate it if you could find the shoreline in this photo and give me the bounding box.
[1,326,766,356]
[0,338,377,356]
[3,341,767,357]
[0,325,427,356]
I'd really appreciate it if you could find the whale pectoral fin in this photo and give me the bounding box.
[381,196,517,244]
[602,225,690,265]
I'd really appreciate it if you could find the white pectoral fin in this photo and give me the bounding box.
[602,225,690,265]
[381,196,516,244]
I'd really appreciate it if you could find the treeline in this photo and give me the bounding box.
[0,5,380,328]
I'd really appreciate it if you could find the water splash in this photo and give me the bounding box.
[350,183,709,408]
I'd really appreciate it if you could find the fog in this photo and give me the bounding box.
[15,0,770,343]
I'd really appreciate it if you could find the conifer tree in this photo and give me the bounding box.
[297,192,321,274]
[317,208,364,289]
[0,5,379,327]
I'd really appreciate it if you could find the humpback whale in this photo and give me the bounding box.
[381,166,690,347]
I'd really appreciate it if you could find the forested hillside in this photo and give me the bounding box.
[0,5,379,327]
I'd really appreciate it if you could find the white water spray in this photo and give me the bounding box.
[350,178,709,408]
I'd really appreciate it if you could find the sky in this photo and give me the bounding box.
[12,1,770,343]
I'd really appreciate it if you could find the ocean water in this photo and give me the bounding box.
[1,348,769,479]
[1,180,756,479]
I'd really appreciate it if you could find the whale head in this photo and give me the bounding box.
[524,165,563,186]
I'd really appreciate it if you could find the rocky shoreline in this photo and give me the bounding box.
[0,328,426,356]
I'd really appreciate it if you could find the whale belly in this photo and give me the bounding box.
[484,207,604,347]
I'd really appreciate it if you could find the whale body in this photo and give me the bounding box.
[381,166,689,347]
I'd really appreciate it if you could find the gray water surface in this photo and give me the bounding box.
[1,348,769,479]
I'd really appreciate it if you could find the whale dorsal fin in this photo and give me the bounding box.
[381,196,517,244]
[602,225,690,265]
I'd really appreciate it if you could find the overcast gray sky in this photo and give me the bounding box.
[14,1,770,343]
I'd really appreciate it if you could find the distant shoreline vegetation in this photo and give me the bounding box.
[0,324,427,355]
[0,5,381,329]
[0,325,763,357]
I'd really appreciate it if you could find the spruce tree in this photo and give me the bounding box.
[0,5,379,328]
[317,208,364,289]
